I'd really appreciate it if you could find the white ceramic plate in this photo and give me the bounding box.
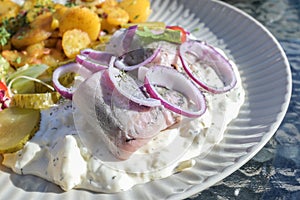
[0,0,292,199]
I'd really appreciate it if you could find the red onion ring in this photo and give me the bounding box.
[80,48,114,62]
[52,62,92,100]
[114,47,161,71]
[144,65,206,118]
[122,25,138,53]
[179,40,237,93]
[76,54,108,73]
[108,57,161,107]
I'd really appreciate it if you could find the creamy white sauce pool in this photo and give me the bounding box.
[2,55,245,193]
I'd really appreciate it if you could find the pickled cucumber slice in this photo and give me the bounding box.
[10,92,61,109]
[0,107,40,153]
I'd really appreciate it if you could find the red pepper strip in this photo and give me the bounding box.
[166,25,187,43]
[0,80,10,98]
[0,81,10,110]
[0,81,8,94]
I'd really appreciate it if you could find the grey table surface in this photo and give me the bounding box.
[190,0,300,199]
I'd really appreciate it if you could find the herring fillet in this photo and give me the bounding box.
[73,70,178,160]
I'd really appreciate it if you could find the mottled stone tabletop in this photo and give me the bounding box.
[191,0,300,199]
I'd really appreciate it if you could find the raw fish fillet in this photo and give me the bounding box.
[73,70,184,160]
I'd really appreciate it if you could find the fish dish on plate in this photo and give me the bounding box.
[0,0,244,193]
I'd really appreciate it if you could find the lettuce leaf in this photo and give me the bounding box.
[7,64,49,94]
[136,26,182,44]
[0,55,10,80]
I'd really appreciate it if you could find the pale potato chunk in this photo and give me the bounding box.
[62,29,91,58]
[11,13,53,49]
[59,7,101,41]
[104,6,129,26]
[0,0,20,22]
[119,0,151,23]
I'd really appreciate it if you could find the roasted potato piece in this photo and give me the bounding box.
[2,50,34,68]
[30,12,54,32]
[59,7,101,41]
[24,0,55,23]
[52,4,68,21]
[11,13,53,49]
[101,0,118,7]
[11,27,52,49]
[0,0,20,22]
[26,42,49,58]
[42,48,66,68]
[98,0,129,32]
[119,0,151,23]
[22,0,53,11]
[62,29,91,58]
[44,38,59,48]
[2,42,50,68]
[103,6,129,26]
[101,18,118,33]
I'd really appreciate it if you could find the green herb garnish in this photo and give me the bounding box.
[0,12,28,46]
[0,26,11,46]
[136,26,182,44]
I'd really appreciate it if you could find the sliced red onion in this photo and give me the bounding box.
[108,57,161,107]
[179,40,237,93]
[52,62,92,99]
[137,66,149,82]
[80,48,114,62]
[114,47,161,71]
[76,54,108,73]
[144,65,206,118]
[122,25,138,53]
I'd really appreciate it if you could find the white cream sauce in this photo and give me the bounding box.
[2,49,245,193]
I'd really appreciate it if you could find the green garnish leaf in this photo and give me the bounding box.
[136,26,182,44]
[7,64,49,94]
[65,0,77,7]
[2,12,28,34]
[0,55,10,80]
[122,22,166,29]
[0,26,11,46]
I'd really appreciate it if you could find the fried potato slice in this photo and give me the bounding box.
[59,7,101,41]
[119,0,151,23]
[103,6,129,26]
[0,0,20,22]
[11,13,53,49]
[62,29,91,58]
